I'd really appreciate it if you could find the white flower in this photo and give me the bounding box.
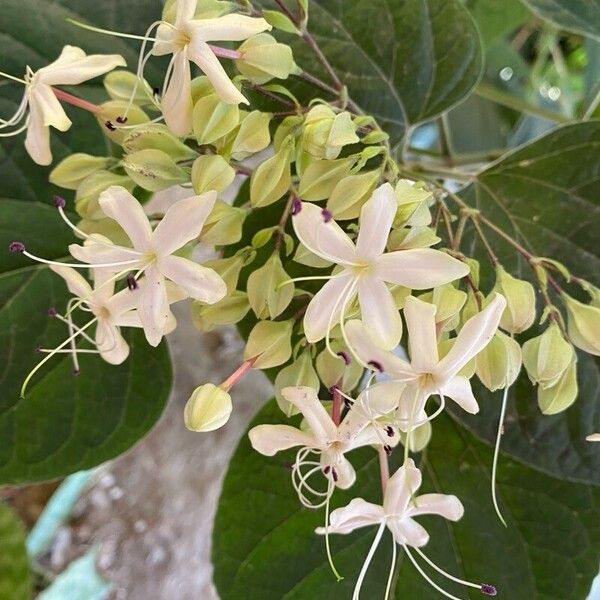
[0,46,125,165]
[249,385,399,491]
[152,0,271,134]
[68,186,227,345]
[292,183,469,350]
[346,293,507,426]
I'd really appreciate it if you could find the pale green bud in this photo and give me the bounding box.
[49,154,113,190]
[122,123,196,161]
[97,101,149,144]
[476,331,522,391]
[438,337,475,378]
[75,171,136,219]
[76,216,131,247]
[200,200,247,246]
[327,170,380,220]
[316,341,363,392]
[492,266,536,333]
[262,9,300,34]
[103,70,152,104]
[244,320,294,369]
[247,253,295,319]
[191,75,218,104]
[193,94,240,145]
[122,149,188,192]
[586,284,600,309]
[184,383,232,432]
[202,251,252,293]
[293,243,332,268]
[394,180,433,226]
[522,322,574,389]
[231,110,272,159]
[298,157,355,201]
[274,115,302,150]
[302,105,359,160]
[191,291,250,331]
[387,226,440,251]
[235,33,299,84]
[274,349,320,417]
[250,143,292,207]
[191,155,235,195]
[420,284,467,332]
[399,420,432,453]
[537,355,578,415]
[563,294,600,356]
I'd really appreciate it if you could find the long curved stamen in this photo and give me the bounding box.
[65,310,80,374]
[277,274,341,289]
[66,18,161,42]
[413,547,496,596]
[324,277,356,360]
[0,119,29,137]
[291,448,331,508]
[384,536,397,600]
[53,308,96,345]
[403,386,422,462]
[352,521,386,600]
[37,348,100,354]
[403,546,464,600]
[0,69,27,84]
[324,479,344,582]
[0,95,30,134]
[396,392,446,431]
[491,384,510,527]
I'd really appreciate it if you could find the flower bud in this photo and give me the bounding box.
[476,331,522,391]
[420,284,467,332]
[563,294,600,356]
[522,322,573,389]
[231,110,272,159]
[298,157,355,201]
[250,143,292,207]
[75,171,136,219]
[262,9,300,34]
[537,355,578,415]
[191,155,235,195]
[193,93,240,145]
[200,200,247,245]
[316,341,363,392]
[301,105,359,160]
[191,291,250,331]
[399,420,432,453]
[122,149,188,192]
[202,251,252,293]
[244,320,294,369]
[274,349,320,416]
[387,226,440,251]
[122,123,196,161]
[247,253,295,319]
[293,243,332,268]
[49,154,113,190]
[184,383,232,432]
[103,70,152,104]
[97,100,149,144]
[438,337,476,378]
[394,180,433,226]
[492,266,536,333]
[235,33,299,84]
[326,170,380,220]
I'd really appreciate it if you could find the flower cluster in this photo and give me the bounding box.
[4,0,599,597]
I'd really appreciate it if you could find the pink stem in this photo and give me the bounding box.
[53,88,102,114]
[331,385,342,426]
[207,44,242,60]
[378,445,389,495]
[221,357,257,391]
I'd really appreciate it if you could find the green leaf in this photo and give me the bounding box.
[519,0,600,40]
[213,405,599,599]
[0,503,30,600]
[0,199,171,484]
[457,122,600,484]
[259,0,482,147]
[464,0,530,46]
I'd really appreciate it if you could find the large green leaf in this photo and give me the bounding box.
[464,0,530,46]
[213,404,599,599]
[519,0,600,40]
[259,0,482,147]
[0,503,30,600]
[0,0,163,202]
[455,122,600,485]
[0,199,171,483]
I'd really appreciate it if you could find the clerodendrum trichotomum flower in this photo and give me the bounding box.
[292,183,469,351]
[0,46,125,164]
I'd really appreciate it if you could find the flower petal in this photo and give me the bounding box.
[37,46,126,85]
[187,40,247,104]
[303,273,355,343]
[24,99,52,166]
[440,375,479,414]
[404,295,438,372]
[388,517,429,547]
[176,0,197,26]
[321,453,356,489]
[162,50,194,135]
[248,424,314,456]
[315,498,384,535]
[375,248,469,289]
[29,85,71,131]
[68,241,142,267]
[383,458,422,516]
[292,202,357,266]
[345,320,415,380]
[187,14,271,41]
[137,265,169,346]
[436,293,506,379]
[409,493,464,521]
[158,255,226,303]
[151,192,217,255]
[98,186,152,250]
[95,320,129,365]
[357,277,402,350]
[280,386,337,442]
[355,183,397,259]
[49,265,92,299]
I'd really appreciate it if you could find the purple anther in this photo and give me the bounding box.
[384,425,394,438]
[105,120,116,131]
[291,196,302,216]
[343,397,354,409]
[384,445,392,456]
[35,346,42,353]
[331,467,338,482]
[127,273,138,291]
[9,241,25,253]
[336,350,351,365]
[323,465,331,475]
[480,585,497,596]
[368,360,384,373]
[72,368,81,377]
[53,195,66,209]
[116,116,128,124]
[47,307,58,317]
[321,208,333,223]
[328,384,340,395]
[153,87,161,96]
